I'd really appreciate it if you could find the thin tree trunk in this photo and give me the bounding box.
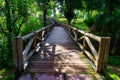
[68,21,70,25]
[113,34,120,55]
[42,4,47,26]
[5,0,12,32]
[5,0,13,57]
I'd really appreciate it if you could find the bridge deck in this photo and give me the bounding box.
[19,27,95,80]
[27,26,93,73]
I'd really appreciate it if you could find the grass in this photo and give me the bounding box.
[99,55,120,80]
[100,66,120,80]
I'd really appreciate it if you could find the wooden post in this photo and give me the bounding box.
[32,33,36,50]
[13,37,23,79]
[83,36,88,54]
[96,37,110,72]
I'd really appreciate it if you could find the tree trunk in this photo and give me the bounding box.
[5,0,12,32]
[5,0,13,57]
[105,0,113,14]
[42,4,47,26]
[68,21,71,25]
[113,34,120,55]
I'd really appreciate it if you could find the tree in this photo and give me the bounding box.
[57,0,83,24]
[0,0,29,68]
[36,0,50,26]
[83,0,120,55]
[64,10,74,25]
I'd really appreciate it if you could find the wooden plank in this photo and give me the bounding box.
[22,33,34,41]
[25,50,35,62]
[77,36,84,42]
[96,37,110,72]
[84,50,96,65]
[36,28,42,33]
[31,61,88,64]
[42,30,45,38]
[32,35,36,50]
[85,33,100,42]
[83,36,87,52]
[27,26,94,74]
[77,42,83,49]
[78,30,85,34]
[72,30,77,41]
[22,23,54,41]
[17,37,23,71]
[12,38,19,68]
[23,37,34,57]
[27,69,55,73]
[38,31,42,42]
[85,36,98,60]
[36,36,42,42]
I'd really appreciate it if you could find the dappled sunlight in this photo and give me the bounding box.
[27,27,93,74]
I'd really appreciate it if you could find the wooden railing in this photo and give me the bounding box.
[62,24,110,73]
[12,23,54,72]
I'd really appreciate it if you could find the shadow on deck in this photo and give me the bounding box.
[16,26,108,80]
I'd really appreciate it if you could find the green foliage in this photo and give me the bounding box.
[0,0,41,69]
[101,66,120,80]
[0,35,14,68]
[3,74,14,80]
[72,19,89,31]
[84,17,95,27]
[20,17,43,36]
[0,68,14,80]
[108,55,120,67]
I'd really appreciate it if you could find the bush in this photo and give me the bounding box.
[0,45,14,69]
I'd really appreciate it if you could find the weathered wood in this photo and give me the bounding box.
[38,31,42,42]
[25,50,35,62]
[36,29,42,33]
[83,36,88,53]
[23,37,34,57]
[78,30,85,34]
[72,30,77,41]
[77,36,84,42]
[36,36,42,43]
[84,50,96,65]
[13,37,23,79]
[17,37,23,71]
[61,23,111,73]
[27,27,94,74]
[42,30,45,39]
[96,37,110,72]
[32,34,37,50]
[85,33,101,42]
[13,38,19,68]
[77,42,83,49]
[85,36,98,60]
[22,33,34,41]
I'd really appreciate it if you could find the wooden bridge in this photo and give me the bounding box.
[12,22,110,80]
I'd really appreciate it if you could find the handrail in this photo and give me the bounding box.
[12,23,54,72]
[61,24,110,73]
